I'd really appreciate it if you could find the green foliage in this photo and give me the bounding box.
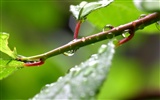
[32,40,115,99]
[88,0,159,32]
[0,32,24,80]
[70,0,113,20]
[0,32,17,58]
[1,0,159,99]
[0,59,24,80]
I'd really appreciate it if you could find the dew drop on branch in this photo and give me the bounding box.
[102,24,115,39]
[103,24,114,31]
[63,39,78,56]
[63,50,75,56]
[122,29,130,38]
[98,44,107,54]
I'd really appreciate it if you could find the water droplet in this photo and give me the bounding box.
[98,44,107,54]
[103,24,114,32]
[112,38,119,45]
[83,59,98,77]
[70,66,81,72]
[91,54,98,59]
[103,25,114,39]
[122,29,130,38]
[88,61,98,67]
[57,76,63,81]
[106,32,114,39]
[41,83,54,93]
[138,24,145,30]
[63,50,75,56]
[69,66,81,76]
[63,39,78,56]
[83,67,94,77]
[139,14,146,19]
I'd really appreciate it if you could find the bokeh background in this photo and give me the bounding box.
[0,0,159,99]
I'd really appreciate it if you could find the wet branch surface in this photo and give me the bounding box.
[18,12,160,62]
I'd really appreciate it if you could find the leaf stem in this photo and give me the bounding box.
[74,20,82,39]
[18,12,160,62]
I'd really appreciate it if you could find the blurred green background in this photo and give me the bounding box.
[0,0,159,99]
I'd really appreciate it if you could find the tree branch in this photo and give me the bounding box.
[18,12,160,61]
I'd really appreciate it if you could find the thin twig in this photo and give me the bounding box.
[18,12,160,61]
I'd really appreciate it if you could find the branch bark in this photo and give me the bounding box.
[18,12,160,61]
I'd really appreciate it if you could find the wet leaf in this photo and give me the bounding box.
[0,59,24,80]
[32,40,115,99]
[0,32,17,58]
[88,0,159,33]
[70,0,113,20]
[133,0,160,12]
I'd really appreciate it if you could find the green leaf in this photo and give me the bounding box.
[0,59,24,80]
[32,40,115,99]
[0,32,17,58]
[133,0,160,12]
[70,0,114,20]
[87,0,159,33]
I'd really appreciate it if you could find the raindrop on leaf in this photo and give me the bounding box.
[98,44,107,54]
[83,67,94,77]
